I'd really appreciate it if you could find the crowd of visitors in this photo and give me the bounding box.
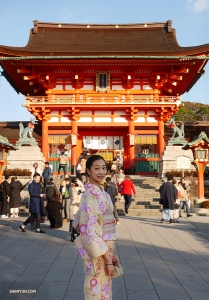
[0,154,197,299]
[159,176,193,224]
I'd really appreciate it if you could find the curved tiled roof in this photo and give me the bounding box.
[0,20,209,57]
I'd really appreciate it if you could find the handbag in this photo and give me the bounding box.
[112,262,124,279]
[174,203,180,209]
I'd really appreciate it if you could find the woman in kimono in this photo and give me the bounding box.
[76,155,119,300]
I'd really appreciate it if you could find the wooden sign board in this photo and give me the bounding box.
[176,156,191,169]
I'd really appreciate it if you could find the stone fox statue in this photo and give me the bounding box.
[169,117,184,138]
[19,117,38,139]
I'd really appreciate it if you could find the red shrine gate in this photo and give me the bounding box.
[0,20,208,174]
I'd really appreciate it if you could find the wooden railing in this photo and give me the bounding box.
[24,94,181,105]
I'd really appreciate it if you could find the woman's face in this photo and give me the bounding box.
[87,159,107,185]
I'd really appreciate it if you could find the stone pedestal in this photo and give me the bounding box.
[159,145,194,178]
[7,146,45,171]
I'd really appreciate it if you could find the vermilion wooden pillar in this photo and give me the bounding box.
[42,120,48,161]
[71,121,77,174]
[158,120,164,159]
[197,162,205,199]
[129,120,135,173]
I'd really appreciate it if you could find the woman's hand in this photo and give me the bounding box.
[106,264,116,277]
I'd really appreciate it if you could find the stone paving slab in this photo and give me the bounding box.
[0,216,209,300]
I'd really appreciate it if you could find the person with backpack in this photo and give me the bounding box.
[0,175,11,218]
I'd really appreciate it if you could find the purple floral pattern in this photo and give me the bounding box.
[76,183,116,299]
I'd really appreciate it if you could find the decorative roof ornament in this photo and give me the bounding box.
[0,135,18,150]
[183,131,209,149]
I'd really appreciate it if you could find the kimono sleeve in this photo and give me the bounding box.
[79,191,108,258]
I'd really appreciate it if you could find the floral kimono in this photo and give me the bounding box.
[75,183,116,300]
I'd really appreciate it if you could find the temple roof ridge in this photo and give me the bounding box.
[0,19,208,60]
[32,19,172,28]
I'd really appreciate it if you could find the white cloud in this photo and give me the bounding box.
[187,0,209,12]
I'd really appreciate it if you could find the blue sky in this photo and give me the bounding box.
[0,0,208,121]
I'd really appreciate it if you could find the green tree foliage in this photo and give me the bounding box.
[175,102,209,121]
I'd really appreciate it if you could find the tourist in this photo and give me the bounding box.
[178,178,193,217]
[117,168,125,201]
[75,174,84,189]
[159,176,178,223]
[172,179,181,223]
[118,175,136,214]
[69,178,85,242]
[46,193,63,228]
[0,175,11,218]
[75,155,119,299]
[105,177,119,224]
[80,155,87,184]
[39,176,47,220]
[42,162,52,187]
[117,168,125,184]
[19,173,45,233]
[46,178,58,201]
[111,172,118,185]
[30,162,41,181]
[115,152,123,169]
[63,177,73,221]
[9,177,22,218]
[58,152,68,177]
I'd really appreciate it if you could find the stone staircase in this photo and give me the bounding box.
[19,176,163,217]
[116,176,162,216]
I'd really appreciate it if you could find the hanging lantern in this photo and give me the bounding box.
[129,134,135,146]
[71,134,77,146]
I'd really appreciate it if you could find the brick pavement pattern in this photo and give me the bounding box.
[0,216,209,300]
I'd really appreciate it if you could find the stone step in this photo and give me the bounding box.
[117,209,161,217]
[116,204,161,209]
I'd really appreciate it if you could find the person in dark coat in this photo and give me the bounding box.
[159,176,178,223]
[19,173,45,233]
[42,162,52,187]
[46,178,58,201]
[9,177,22,218]
[46,193,63,228]
[0,175,11,218]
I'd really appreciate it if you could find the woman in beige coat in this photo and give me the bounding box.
[69,178,85,241]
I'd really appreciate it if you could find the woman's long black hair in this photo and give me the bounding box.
[86,155,106,175]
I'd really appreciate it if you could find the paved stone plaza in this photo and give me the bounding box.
[0,215,209,300]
